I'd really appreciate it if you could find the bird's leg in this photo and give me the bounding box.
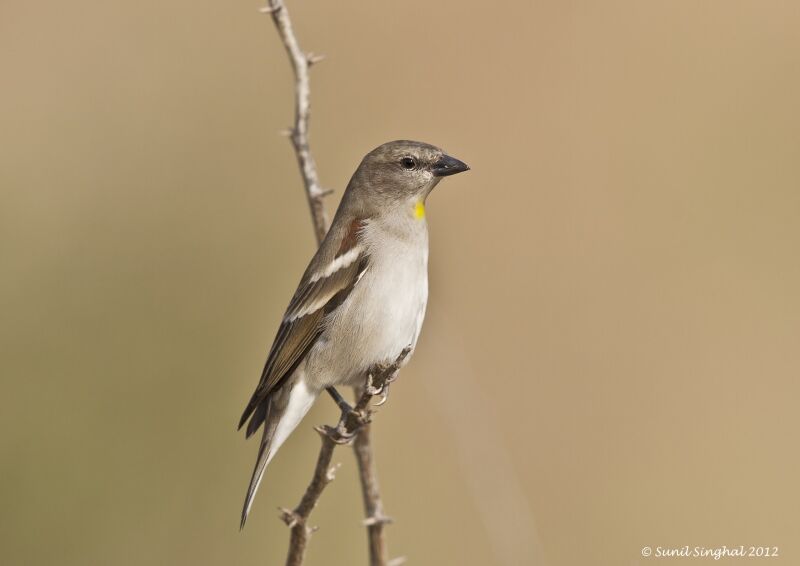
[326,386,353,414]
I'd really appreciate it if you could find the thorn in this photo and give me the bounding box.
[258,5,278,13]
[279,127,294,137]
[278,507,300,528]
[388,558,408,566]
[362,514,393,526]
[306,52,326,66]
[309,186,331,199]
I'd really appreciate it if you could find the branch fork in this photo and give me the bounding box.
[280,349,410,565]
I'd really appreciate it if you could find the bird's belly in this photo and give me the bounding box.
[305,252,428,388]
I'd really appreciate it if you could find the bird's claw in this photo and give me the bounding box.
[365,371,385,396]
[373,383,390,406]
[317,422,358,444]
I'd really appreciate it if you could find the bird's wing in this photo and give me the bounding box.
[238,218,368,434]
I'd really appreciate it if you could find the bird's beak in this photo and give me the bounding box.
[431,154,470,177]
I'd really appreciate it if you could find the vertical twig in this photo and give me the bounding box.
[262,0,328,244]
[354,425,390,565]
[262,1,395,564]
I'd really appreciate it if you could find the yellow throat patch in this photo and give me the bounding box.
[413,201,426,220]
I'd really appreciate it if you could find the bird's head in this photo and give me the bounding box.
[348,140,469,216]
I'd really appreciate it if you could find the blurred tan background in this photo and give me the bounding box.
[2,1,799,565]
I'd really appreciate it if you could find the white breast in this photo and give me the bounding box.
[305,214,429,388]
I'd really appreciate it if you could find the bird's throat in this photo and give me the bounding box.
[413,201,425,220]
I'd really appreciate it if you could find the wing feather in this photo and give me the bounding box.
[238,219,367,433]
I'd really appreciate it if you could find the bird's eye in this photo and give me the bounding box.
[400,157,416,170]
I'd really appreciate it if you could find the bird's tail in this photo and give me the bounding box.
[240,378,317,529]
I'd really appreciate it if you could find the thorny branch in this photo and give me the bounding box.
[263,0,401,564]
[262,0,328,244]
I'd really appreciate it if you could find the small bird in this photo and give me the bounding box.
[238,140,469,527]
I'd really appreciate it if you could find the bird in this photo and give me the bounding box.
[238,140,469,527]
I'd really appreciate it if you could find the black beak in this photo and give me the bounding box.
[431,154,470,177]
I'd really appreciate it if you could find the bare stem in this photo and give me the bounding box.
[354,426,389,566]
[263,1,399,564]
[265,0,328,245]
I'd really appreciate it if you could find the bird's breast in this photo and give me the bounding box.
[312,221,429,386]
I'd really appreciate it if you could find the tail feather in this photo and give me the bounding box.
[240,415,275,529]
[245,401,268,438]
[240,378,317,528]
[238,394,259,431]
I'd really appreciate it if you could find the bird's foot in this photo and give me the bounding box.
[365,367,391,397]
[365,346,412,396]
[320,408,371,444]
[321,387,372,444]
[339,405,371,437]
[319,347,412,443]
